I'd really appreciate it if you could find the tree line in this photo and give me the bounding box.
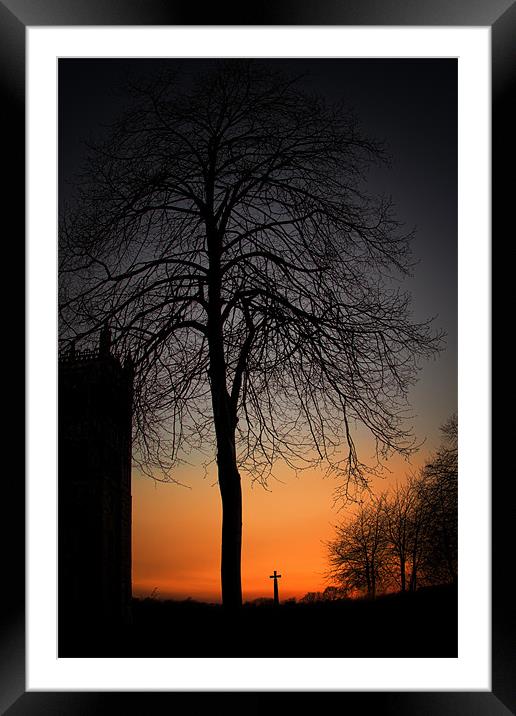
[327,415,457,599]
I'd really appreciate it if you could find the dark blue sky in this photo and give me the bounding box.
[59,58,457,449]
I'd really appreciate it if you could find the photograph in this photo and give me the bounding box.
[57,57,458,659]
[2,0,509,708]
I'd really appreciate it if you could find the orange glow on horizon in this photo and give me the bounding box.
[132,450,428,604]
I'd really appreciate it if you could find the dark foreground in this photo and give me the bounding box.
[59,584,457,658]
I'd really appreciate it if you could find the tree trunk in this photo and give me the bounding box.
[409,548,418,592]
[210,368,243,609]
[205,215,243,608]
[400,555,406,593]
[218,435,243,609]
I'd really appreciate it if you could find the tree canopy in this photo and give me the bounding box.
[60,60,442,493]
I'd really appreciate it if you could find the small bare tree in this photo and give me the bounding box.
[382,481,414,593]
[382,476,431,592]
[60,60,443,607]
[327,497,390,598]
[418,415,458,585]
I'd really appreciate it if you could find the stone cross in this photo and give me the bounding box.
[269,569,282,606]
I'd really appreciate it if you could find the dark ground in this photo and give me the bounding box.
[59,583,457,658]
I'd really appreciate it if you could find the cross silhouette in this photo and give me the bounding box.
[269,569,282,606]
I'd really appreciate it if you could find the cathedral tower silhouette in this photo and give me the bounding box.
[58,326,133,643]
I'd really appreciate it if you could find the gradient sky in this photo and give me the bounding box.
[59,59,457,602]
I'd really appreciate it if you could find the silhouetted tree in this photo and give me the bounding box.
[327,497,390,598]
[405,478,431,592]
[418,415,458,585]
[382,475,432,592]
[300,591,320,604]
[382,481,414,592]
[60,60,443,607]
[322,585,343,601]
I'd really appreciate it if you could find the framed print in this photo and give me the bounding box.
[3,0,511,711]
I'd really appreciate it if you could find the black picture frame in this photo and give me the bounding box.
[3,0,510,711]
